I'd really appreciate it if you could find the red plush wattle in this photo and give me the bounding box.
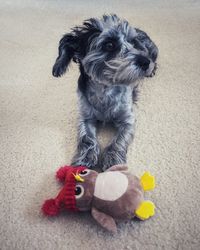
[42,199,60,216]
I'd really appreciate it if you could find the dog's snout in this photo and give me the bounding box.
[135,55,150,71]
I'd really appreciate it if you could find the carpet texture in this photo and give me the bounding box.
[1,0,200,249]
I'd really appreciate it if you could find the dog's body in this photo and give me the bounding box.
[52,14,158,170]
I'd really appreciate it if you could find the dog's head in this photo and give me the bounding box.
[52,14,158,85]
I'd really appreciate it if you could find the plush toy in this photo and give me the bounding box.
[42,165,156,233]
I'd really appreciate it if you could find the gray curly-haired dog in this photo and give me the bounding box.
[52,14,158,170]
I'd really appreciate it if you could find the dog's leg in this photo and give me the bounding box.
[71,119,100,168]
[101,116,135,171]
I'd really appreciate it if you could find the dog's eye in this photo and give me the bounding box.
[103,42,115,51]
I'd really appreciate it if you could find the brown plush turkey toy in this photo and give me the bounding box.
[42,165,155,233]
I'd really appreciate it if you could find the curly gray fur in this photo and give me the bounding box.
[52,14,158,170]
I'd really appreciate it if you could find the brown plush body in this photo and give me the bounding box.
[43,164,155,233]
[92,172,144,220]
[75,165,148,232]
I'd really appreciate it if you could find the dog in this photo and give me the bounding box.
[52,14,158,170]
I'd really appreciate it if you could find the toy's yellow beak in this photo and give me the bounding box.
[73,173,84,182]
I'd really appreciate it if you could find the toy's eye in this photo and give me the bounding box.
[79,169,90,176]
[75,185,84,199]
[103,42,116,52]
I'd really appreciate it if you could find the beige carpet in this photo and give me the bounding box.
[1,0,200,249]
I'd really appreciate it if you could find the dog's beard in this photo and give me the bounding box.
[82,52,107,83]
[82,53,153,85]
[145,61,155,76]
[104,57,142,84]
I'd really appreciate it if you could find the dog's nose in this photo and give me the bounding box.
[135,55,150,71]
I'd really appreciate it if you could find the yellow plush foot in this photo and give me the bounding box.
[135,201,155,220]
[140,172,155,191]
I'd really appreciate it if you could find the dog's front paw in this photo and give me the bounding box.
[71,144,100,169]
[101,145,127,171]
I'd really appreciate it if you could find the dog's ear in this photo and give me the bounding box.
[135,28,158,62]
[52,33,78,77]
[52,18,101,77]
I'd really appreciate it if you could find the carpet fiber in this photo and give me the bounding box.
[1,0,200,249]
